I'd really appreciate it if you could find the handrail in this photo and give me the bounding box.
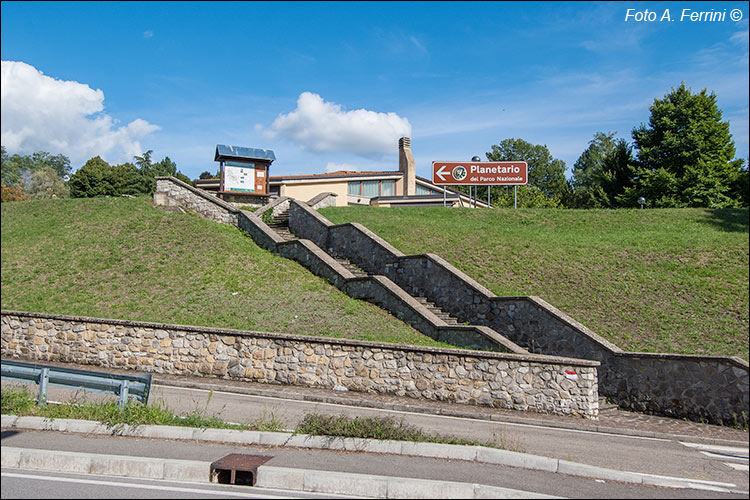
[1,360,151,409]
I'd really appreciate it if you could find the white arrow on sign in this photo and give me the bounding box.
[435,165,449,181]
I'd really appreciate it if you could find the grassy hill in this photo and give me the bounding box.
[0,196,449,348]
[320,206,749,360]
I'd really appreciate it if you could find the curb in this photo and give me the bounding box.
[0,446,558,499]
[1,414,742,493]
[153,377,750,448]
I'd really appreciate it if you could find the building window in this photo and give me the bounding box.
[348,179,397,197]
[416,184,439,196]
[362,180,379,197]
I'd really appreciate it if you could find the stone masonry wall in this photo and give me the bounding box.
[156,177,520,353]
[154,177,748,425]
[287,198,749,426]
[154,177,238,226]
[1,311,599,418]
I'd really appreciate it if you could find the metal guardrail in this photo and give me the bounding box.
[1,360,151,409]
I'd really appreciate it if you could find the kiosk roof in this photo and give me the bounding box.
[215,144,276,162]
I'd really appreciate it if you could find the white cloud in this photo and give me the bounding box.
[266,92,411,156]
[0,60,159,167]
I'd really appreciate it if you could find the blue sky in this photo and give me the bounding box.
[1,1,748,181]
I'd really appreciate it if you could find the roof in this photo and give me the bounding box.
[215,144,276,162]
[269,170,402,182]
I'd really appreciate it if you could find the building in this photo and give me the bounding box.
[195,138,488,208]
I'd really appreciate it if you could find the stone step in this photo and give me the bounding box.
[413,296,462,325]
[334,257,368,277]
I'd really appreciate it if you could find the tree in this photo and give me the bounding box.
[25,166,69,199]
[30,151,71,179]
[1,183,28,202]
[133,151,191,191]
[631,82,744,208]
[199,171,215,180]
[570,133,637,208]
[110,162,152,196]
[491,184,562,208]
[68,156,115,198]
[486,138,570,203]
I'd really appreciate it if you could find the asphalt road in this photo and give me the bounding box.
[3,380,748,498]
[1,468,359,499]
[1,430,745,499]
[143,383,749,486]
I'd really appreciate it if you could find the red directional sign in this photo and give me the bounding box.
[432,161,528,185]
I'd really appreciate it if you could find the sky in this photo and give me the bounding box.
[1,1,748,181]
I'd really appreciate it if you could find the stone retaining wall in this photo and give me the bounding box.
[1,311,600,418]
[287,197,749,426]
[154,176,748,425]
[155,177,521,353]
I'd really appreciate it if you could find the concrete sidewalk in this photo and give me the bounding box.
[2,415,745,495]
[1,445,559,499]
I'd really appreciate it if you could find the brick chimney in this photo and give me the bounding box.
[398,137,416,196]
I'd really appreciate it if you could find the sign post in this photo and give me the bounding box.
[432,161,528,208]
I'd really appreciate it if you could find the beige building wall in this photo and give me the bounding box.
[280,181,350,207]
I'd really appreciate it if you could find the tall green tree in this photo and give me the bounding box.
[486,138,570,204]
[570,132,636,208]
[110,162,152,196]
[134,150,191,189]
[630,82,744,208]
[68,156,115,198]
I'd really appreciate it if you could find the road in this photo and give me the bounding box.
[2,379,748,498]
[1,468,358,499]
[145,383,749,485]
[1,430,746,499]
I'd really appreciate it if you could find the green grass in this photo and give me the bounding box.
[0,385,282,431]
[1,385,520,449]
[0,196,454,348]
[320,206,749,359]
[295,412,520,450]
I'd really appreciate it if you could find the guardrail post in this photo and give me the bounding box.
[118,380,130,410]
[38,367,49,406]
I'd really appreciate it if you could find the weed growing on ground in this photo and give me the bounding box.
[0,385,281,431]
[293,412,523,451]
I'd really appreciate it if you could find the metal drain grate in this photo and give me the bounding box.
[210,454,273,486]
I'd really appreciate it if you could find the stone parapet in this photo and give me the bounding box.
[1,311,600,418]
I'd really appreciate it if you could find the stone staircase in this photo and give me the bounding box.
[266,215,469,329]
[266,208,295,242]
[414,296,461,325]
[333,256,369,278]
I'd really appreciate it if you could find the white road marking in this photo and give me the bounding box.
[1,471,360,498]
[724,463,749,472]
[0,472,296,498]
[680,442,749,457]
